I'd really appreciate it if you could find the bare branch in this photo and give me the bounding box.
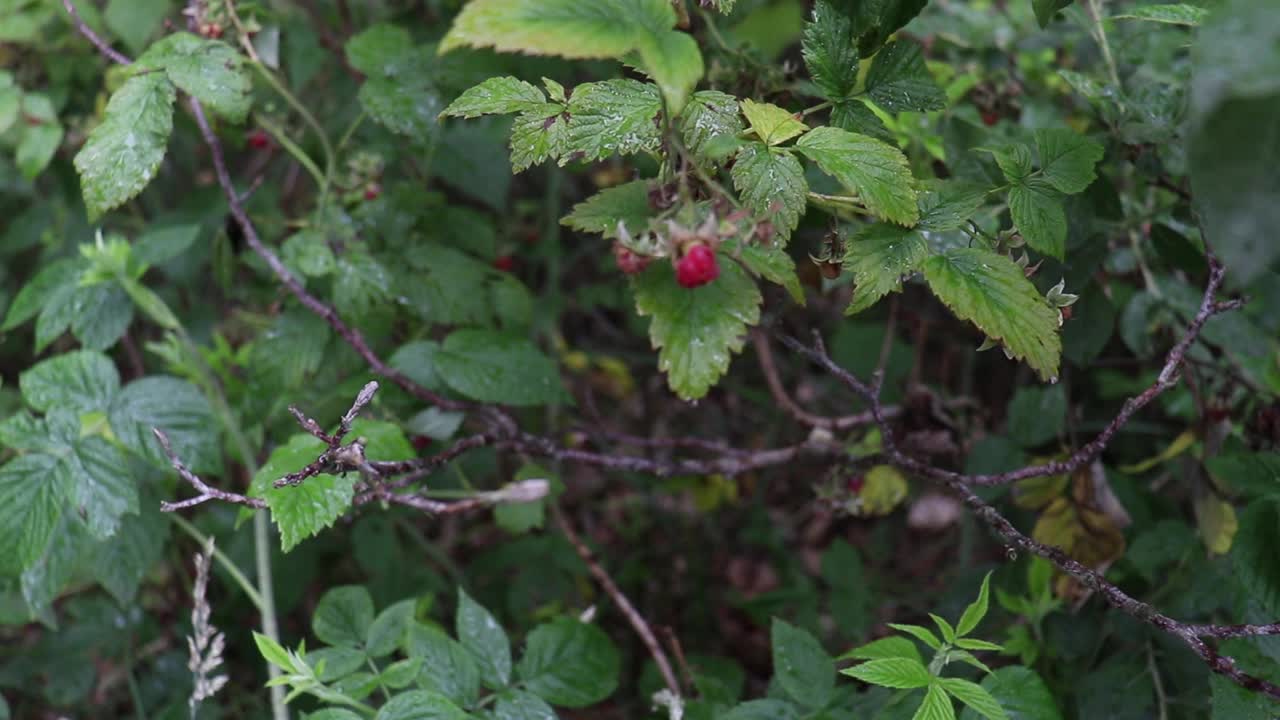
[554,506,681,699]
[155,429,266,511]
[61,0,133,66]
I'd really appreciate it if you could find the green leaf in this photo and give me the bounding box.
[954,638,1004,652]
[915,683,958,720]
[441,76,547,118]
[803,1,859,99]
[1008,179,1067,259]
[137,33,251,122]
[282,230,337,277]
[1187,0,1280,288]
[66,435,137,540]
[104,0,168,55]
[923,248,1062,381]
[634,30,703,115]
[509,106,568,171]
[987,144,1033,183]
[887,623,943,650]
[741,99,808,146]
[796,127,918,225]
[92,498,168,604]
[916,182,989,232]
[109,376,220,474]
[841,657,932,689]
[0,454,68,577]
[334,252,391,320]
[831,98,894,143]
[562,80,662,163]
[1233,501,1280,619]
[2,257,82,331]
[723,700,803,720]
[731,143,808,241]
[366,599,416,659]
[864,41,945,113]
[561,180,655,239]
[1113,4,1209,25]
[313,585,375,648]
[389,341,444,392]
[929,613,957,643]
[728,239,805,305]
[20,350,120,413]
[251,434,357,552]
[1032,0,1074,27]
[16,123,62,180]
[1006,385,1066,448]
[940,678,1007,720]
[254,631,295,670]
[21,511,89,617]
[841,636,924,664]
[517,617,620,707]
[404,623,481,706]
[680,90,744,159]
[358,48,444,144]
[441,0,675,57]
[836,0,929,56]
[345,24,412,75]
[374,689,469,720]
[307,646,368,682]
[771,618,834,709]
[434,329,563,406]
[494,689,558,720]
[959,667,1061,720]
[1034,129,1104,194]
[842,223,930,315]
[73,72,175,220]
[379,658,423,689]
[633,258,762,400]
[956,572,993,636]
[457,587,512,688]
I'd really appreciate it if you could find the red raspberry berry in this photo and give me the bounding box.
[493,255,515,272]
[363,183,381,201]
[247,130,271,150]
[847,475,866,494]
[676,244,719,288]
[613,242,651,275]
[981,111,1000,127]
[411,435,431,451]
[1060,305,1073,321]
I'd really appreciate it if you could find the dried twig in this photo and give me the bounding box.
[156,429,265,511]
[554,505,682,699]
[61,0,133,65]
[187,537,228,719]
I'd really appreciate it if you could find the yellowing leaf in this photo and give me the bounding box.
[1119,429,1197,474]
[848,465,908,517]
[740,99,808,145]
[1194,495,1238,555]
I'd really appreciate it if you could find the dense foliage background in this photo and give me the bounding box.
[0,0,1278,718]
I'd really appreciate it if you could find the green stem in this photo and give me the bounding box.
[256,113,327,191]
[336,110,367,155]
[170,514,266,612]
[1083,0,1121,88]
[800,100,833,117]
[248,61,335,202]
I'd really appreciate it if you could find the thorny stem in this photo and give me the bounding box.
[1083,0,1122,88]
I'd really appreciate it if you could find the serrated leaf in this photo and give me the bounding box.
[1034,129,1104,194]
[740,99,808,145]
[434,329,563,406]
[374,689,469,720]
[840,636,924,664]
[516,617,619,707]
[942,676,1008,712]
[1113,4,1208,25]
[307,646,367,682]
[441,0,675,58]
[865,41,945,113]
[842,223,930,314]
[65,435,137,540]
[887,623,943,650]
[136,33,251,122]
[731,143,808,241]
[681,90,744,159]
[509,106,567,171]
[92,497,167,604]
[986,144,1033,182]
[916,181,989,232]
[955,638,1004,652]
[345,23,412,75]
[634,30,703,115]
[17,123,62,180]
[957,572,993,636]
[20,350,120,413]
[334,252,391,320]
[249,434,356,552]
[2,257,83,331]
[441,76,547,118]
[930,613,957,643]
[405,623,481,707]
[457,587,512,688]
[916,683,958,720]
[70,283,133,350]
[961,667,1061,720]
[313,585,375,648]
[923,248,1062,381]
[0,454,69,577]
[1009,178,1067,259]
[727,239,805,304]
[1033,0,1074,27]
[494,689,558,720]
[831,99,895,143]
[837,0,930,56]
[803,1,859,99]
[561,180,655,239]
[366,599,416,659]
[562,80,663,163]
[633,258,762,400]
[841,658,932,689]
[73,72,175,220]
[109,376,219,474]
[771,619,834,708]
[796,127,919,225]
[358,48,443,143]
